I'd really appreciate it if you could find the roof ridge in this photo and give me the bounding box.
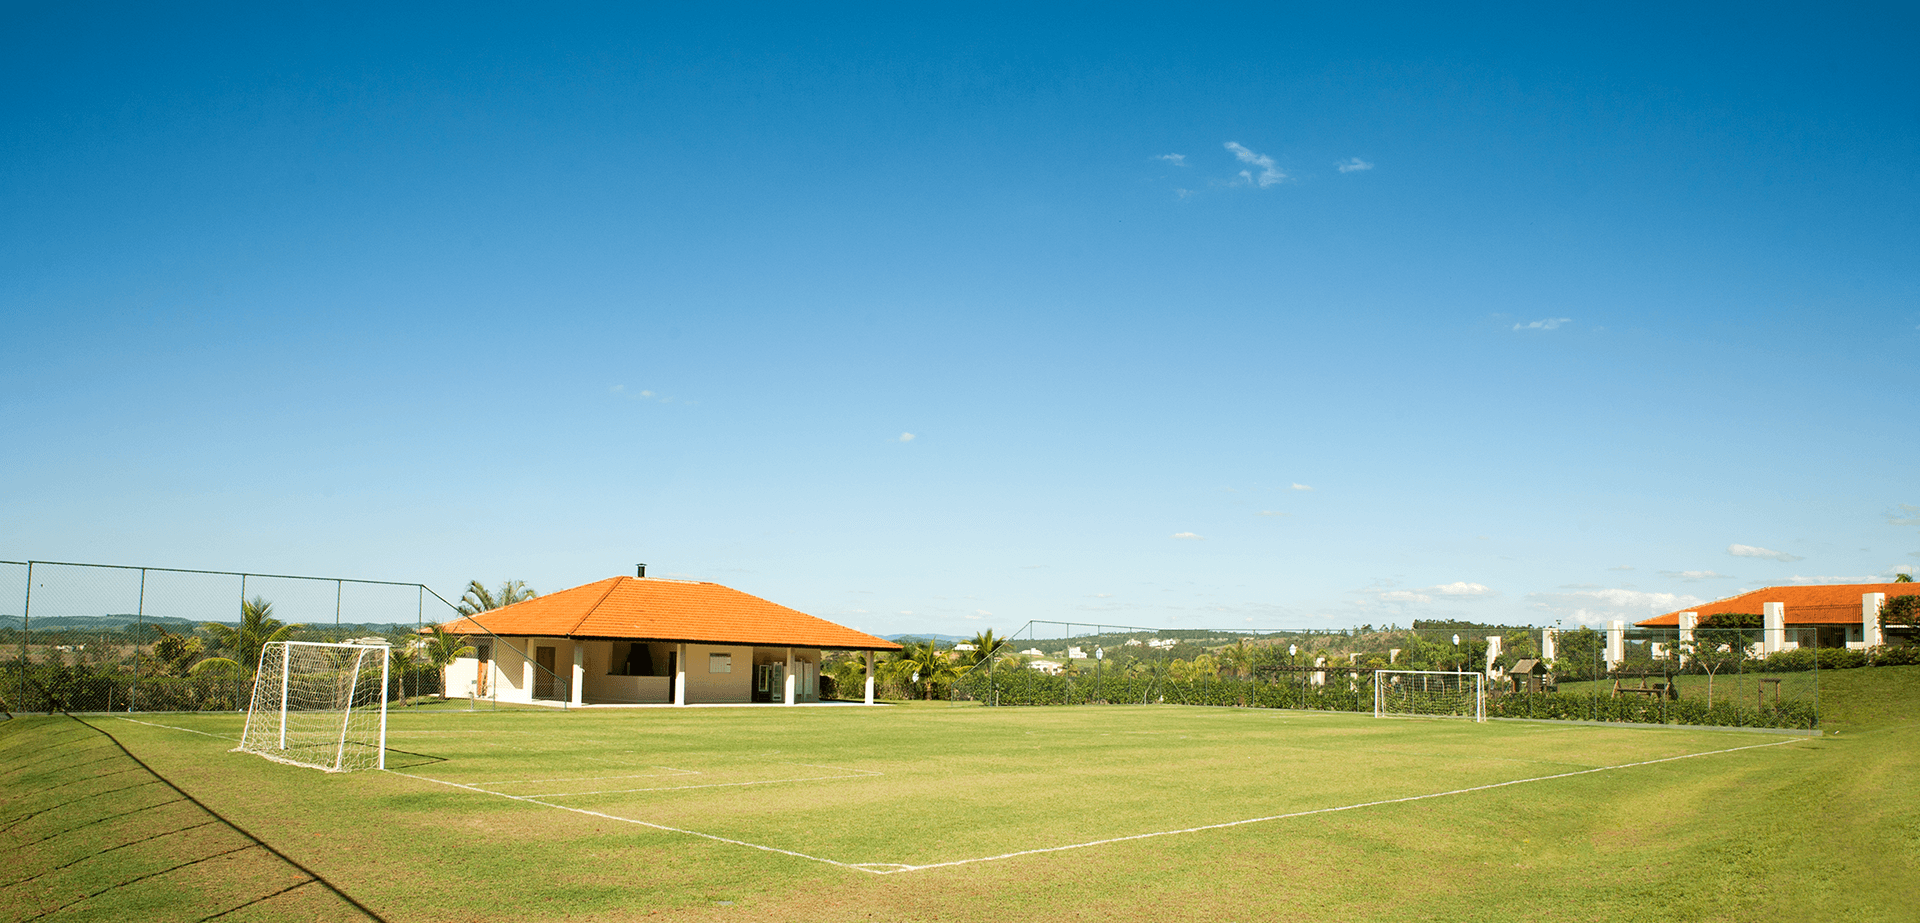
[572,576,628,635]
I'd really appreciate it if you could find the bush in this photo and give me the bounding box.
[1871,645,1920,667]
[1753,648,1869,673]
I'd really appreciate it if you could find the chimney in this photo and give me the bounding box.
[636,563,647,579]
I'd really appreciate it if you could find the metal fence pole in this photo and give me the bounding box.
[134,568,147,712]
[20,562,33,712]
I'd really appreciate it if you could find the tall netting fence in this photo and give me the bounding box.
[0,559,510,715]
[943,618,1919,730]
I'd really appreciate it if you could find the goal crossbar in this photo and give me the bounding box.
[236,640,390,772]
[1373,670,1485,722]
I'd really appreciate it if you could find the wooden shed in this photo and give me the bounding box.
[1507,658,1549,694]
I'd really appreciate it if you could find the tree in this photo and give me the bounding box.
[147,627,204,676]
[1686,613,1760,704]
[963,629,1008,668]
[204,596,300,677]
[1882,595,1919,630]
[1895,574,1914,583]
[884,640,960,700]
[417,626,474,671]
[455,580,537,617]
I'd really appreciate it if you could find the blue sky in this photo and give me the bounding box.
[4,3,1916,636]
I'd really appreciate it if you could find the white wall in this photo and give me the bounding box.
[684,644,754,703]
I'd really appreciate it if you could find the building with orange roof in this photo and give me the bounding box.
[438,570,900,707]
[1634,581,1916,655]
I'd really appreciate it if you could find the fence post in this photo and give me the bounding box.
[20,562,33,712]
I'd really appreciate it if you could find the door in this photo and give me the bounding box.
[534,646,556,698]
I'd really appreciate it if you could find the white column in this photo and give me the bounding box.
[1763,602,1786,654]
[1864,593,1885,648]
[1312,656,1326,687]
[783,647,797,705]
[1605,621,1625,669]
[522,644,535,697]
[1678,612,1697,667]
[1541,630,1556,662]
[673,643,687,706]
[1484,636,1502,680]
[570,642,584,707]
[864,650,875,705]
[1388,648,1401,665]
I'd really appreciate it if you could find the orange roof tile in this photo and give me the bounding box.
[437,576,901,650]
[1636,583,1917,627]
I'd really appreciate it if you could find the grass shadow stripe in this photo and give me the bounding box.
[69,716,391,922]
[195,876,324,922]
[0,778,165,833]
[521,769,883,799]
[15,843,264,922]
[0,819,222,888]
[15,796,189,849]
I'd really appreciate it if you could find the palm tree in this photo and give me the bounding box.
[884,640,961,700]
[455,580,537,617]
[963,629,1007,668]
[418,626,474,670]
[204,596,300,676]
[1896,573,1914,583]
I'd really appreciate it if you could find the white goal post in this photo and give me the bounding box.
[236,640,390,772]
[1373,670,1485,722]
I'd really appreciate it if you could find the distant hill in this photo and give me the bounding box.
[885,633,970,644]
[0,614,418,633]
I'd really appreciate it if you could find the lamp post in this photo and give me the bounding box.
[1095,647,1104,704]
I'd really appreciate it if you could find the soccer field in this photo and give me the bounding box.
[6,673,1919,922]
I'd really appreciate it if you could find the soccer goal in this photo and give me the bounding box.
[236,641,390,772]
[1373,670,1485,722]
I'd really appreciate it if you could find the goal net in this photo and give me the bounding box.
[236,641,390,772]
[1373,670,1485,722]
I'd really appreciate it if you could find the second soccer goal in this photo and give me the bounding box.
[1373,670,1485,722]
[236,640,390,772]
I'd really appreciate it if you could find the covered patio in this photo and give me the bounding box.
[438,573,899,707]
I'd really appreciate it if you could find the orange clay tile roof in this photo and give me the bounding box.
[437,576,901,651]
[1637,583,1918,628]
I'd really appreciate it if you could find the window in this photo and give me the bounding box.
[709,652,732,674]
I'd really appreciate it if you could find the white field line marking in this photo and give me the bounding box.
[387,770,878,874]
[481,767,700,786]
[389,736,1804,876]
[110,717,238,741]
[521,765,882,799]
[880,736,1808,873]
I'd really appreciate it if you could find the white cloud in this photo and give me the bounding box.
[1171,532,1205,540]
[898,432,916,442]
[1789,574,1887,585]
[1660,570,1735,581]
[1431,581,1496,597]
[1336,157,1373,173]
[1512,318,1571,331]
[1225,142,1287,188]
[1290,483,1313,491]
[897,610,914,615]
[1379,590,1431,603]
[1609,565,1636,571]
[1525,588,1706,626]
[1728,543,1804,563]
[976,609,992,616]
[1255,510,1290,517]
[1154,153,1187,166]
[1889,504,1920,527]
[1091,593,1114,598]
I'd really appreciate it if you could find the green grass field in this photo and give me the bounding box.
[6,666,1918,922]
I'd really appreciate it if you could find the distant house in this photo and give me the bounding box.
[1635,582,1915,652]
[1028,660,1065,675]
[439,575,900,707]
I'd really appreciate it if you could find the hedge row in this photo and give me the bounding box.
[952,668,1820,729]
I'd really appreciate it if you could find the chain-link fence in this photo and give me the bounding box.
[0,560,567,715]
[938,618,1920,730]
